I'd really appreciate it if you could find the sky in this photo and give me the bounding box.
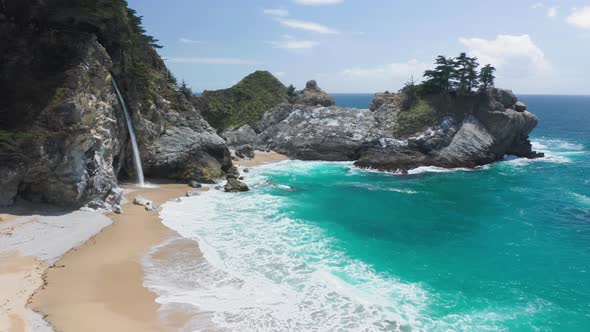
[127,0,590,94]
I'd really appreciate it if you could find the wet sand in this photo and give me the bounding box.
[235,150,289,167]
[30,182,194,332]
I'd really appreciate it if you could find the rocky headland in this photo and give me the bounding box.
[221,80,543,172]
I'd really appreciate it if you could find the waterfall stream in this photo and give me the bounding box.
[112,77,145,186]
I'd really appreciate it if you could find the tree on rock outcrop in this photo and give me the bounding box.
[286,84,297,99]
[453,53,479,95]
[479,64,496,89]
[423,56,456,94]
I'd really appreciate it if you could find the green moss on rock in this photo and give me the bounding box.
[393,99,437,136]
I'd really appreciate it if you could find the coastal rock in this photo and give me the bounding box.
[490,88,518,109]
[245,88,541,171]
[292,80,335,107]
[113,205,123,214]
[223,124,258,146]
[515,101,527,112]
[369,92,400,113]
[235,145,255,159]
[134,196,159,211]
[253,104,390,160]
[224,178,249,192]
[188,181,202,188]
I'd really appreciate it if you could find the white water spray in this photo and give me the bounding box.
[112,77,145,186]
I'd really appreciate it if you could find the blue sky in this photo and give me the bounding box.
[127,0,590,94]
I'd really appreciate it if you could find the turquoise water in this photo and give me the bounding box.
[151,95,590,331]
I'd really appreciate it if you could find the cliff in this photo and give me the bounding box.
[0,0,231,207]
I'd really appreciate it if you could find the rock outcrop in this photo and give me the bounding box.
[291,80,335,107]
[193,71,288,130]
[369,91,400,113]
[0,0,231,207]
[227,88,542,171]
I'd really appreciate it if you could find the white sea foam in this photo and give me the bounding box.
[501,138,586,168]
[572,192,590,208]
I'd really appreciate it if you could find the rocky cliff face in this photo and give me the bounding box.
[0,0,231,207]
[225,85,542,172]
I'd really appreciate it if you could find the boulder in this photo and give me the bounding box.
[292,80,335,107]
[223,125,257,146]
[235,145,255,159]
[188,181,202,188]
[515,101,527,112]
[224,178,249,192]
[133,196,152,207]
[489,88,518,109]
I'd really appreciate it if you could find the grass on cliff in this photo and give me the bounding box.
[200,71,287,130]
[393,99,437,136]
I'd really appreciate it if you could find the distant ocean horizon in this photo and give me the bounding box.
[146,95,590,331]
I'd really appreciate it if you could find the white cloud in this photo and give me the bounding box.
[341,59,428,81]
[459,34,550,78]
[547,6,558,18]
[294,0,343,5]
[165,57,258,65]
[263,9,289,17]
[278,18,339,34]
[531,2,544,9]
[566,6,590,29]
[269,38,319,50]
[179,37,200,44]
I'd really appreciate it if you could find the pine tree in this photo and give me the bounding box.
[453,53,479,95]
[479,64,496,89]
[179,80,193,98]
[286,84,296,97]
[423,56,456,93]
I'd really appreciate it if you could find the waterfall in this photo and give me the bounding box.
[112,77,145,186]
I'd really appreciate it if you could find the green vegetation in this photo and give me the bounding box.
[72,0,179,106]
[421,53,494,95]
[479,64,496,89]
[393,99,436,136]
[286,84,297,98]
[179,80,193,99]
[201,71,287,130]
[49,87,68,108]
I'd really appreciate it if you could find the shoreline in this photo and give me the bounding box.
[0,150,288,332]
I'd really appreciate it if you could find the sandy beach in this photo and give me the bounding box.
[0,151,288,332]
[235,150,289,167]
[30,182,194,332]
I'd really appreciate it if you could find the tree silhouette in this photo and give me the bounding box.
[423,56,456,94]
[286,84,297,97]
[453,52,479,95]
[179,80,193,98]
[479,64,496,89]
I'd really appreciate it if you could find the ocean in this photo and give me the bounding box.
[145,94,590,331]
